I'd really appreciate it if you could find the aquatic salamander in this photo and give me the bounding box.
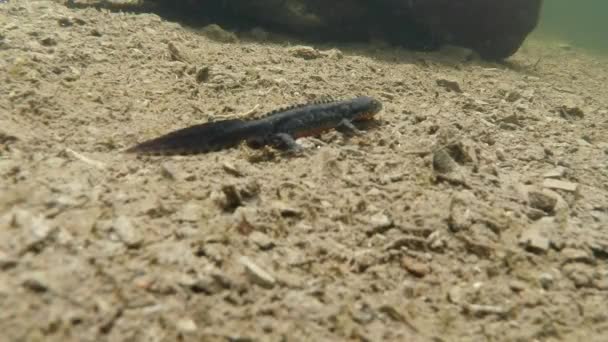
[126,96,383,155]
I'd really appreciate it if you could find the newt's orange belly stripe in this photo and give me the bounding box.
[293,125,334,138]
[353,111,376,121]
[292,111,376,138]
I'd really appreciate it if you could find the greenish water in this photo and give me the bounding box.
[535,0,608,54]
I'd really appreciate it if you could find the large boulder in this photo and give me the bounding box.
[151,0,544,60]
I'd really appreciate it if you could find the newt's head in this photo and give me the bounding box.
[350,96,383,121]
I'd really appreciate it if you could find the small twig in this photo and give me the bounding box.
[532,56,544,70]
[63,148,106,169]
[238,104,260,118]
[402,150,432,156]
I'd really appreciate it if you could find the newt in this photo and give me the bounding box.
[126,95,383,155]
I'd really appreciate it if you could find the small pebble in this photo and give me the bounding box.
[436,78,462,93]
[40,37,57,46]
[112,216,142,249]
[0,250,17,270]
[367,212,393,234]
[543,179,579,192]
[239,256,276,289]
[538,273,555,290]
[447,286,463,304]
[22,275,49,293]
[200,24,238,43]
[160,162,180,180]
[176,318,197,333]
[222,162,243,177]
[509,280,527,292]
[463,303,508,317]
[178,202,202,222]
[543,166,566,179]
[401,256,430,277]
[249,231,275,251]
[528,189,557,214]
[519,217,554,253]
[448,191,476,232]
[270,201,302,218]
[561,248,593,264]
[288,45,322,60]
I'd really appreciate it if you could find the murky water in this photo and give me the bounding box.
[536,0,608,53]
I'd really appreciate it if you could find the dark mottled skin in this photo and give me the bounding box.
[126,96,383,155]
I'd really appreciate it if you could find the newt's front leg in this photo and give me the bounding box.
[336,119,362,136]
[270,133,304,154]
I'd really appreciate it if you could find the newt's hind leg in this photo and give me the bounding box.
[270,133,303,153]
[336,119,362,136]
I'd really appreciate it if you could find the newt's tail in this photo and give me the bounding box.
[126,119,262,155]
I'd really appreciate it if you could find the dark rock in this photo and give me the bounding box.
[143,0,543,60]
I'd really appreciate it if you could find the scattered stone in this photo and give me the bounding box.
[577,138,592,147]
[463,303,508,318]
[22,274,49,293]
[321,48,343,59]
[594,278,608,291]
[495,148,506,161]
[57,17,74,27]
[200,24,238,43]
[239,256,276,289]
[288,45,322,60]
[249,231,275,251]
[432,148,458,174]
[543,166,566,179]
[436,78,462,93]
[401,256,430,277]
[543,179,579,193]
[0,250,18,270]
[112,216,143,248]
[519,217,555,253]
[563,264,593,288]
[557,104,584,120]
[270,201,302,218]
[222,162,243,177]
[538,273,555,290]
[167,41,188,62]
[448,191,475,231]
[182,274,226,295]
[561,248,593,264]
[351,303,375,324]
[367,212,393,235]
[178,202,202,222]
[40,36,57,47]
[509,280,527,292]
[195,66,210,83]
[176,318,198,333]
[212,182,260,212]
[427,230,446,251]
[0,130,19,145]
[447,286,463,304]
[526,208,546,221]
[160,162,180,180]
[528,189,558,214]
[377,304,419,332]
[383,236,427,252]
[505,91,522,102]
[11,209,54,254]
